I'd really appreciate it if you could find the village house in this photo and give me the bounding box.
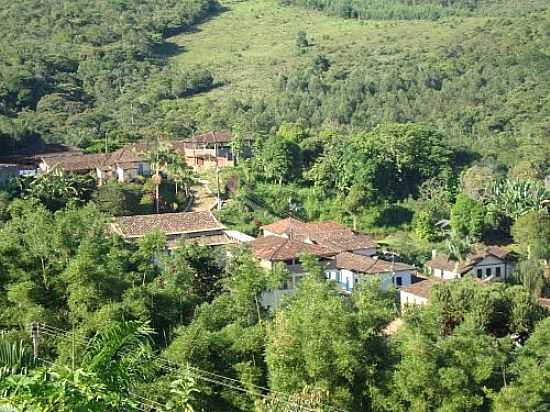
[175,131,250,170]
[37,131,245,183]
[111,210,234,249]
[425,246,515,281]
[399,277,444,308]
[248,235,338,308]
[331,252,416,293]
[260,217,377,256]
[0,143,82,177]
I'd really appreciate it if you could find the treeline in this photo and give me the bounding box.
[0,0,218,154]
[280,0,484,20]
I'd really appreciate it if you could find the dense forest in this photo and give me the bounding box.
[0,0,217,154]
[0,0,549,410]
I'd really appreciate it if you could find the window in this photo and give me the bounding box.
[395,276,402,286]
[355,278,359,285]
[486,268,492,277]
[477,269,483,278]
[496,267,501,277]
[336,272,341,283]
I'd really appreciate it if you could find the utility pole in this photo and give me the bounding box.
[216,165,222,210]
[31,321,40,362]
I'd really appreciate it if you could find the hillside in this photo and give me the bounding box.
[163,0,549,170]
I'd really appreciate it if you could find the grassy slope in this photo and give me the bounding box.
[169,0,482,102]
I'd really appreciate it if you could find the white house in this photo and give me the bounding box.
[248,235,338,309]
[399,278,443,308]
[426,246,515,281]
[331,252,416,293]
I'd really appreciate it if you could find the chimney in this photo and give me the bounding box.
[432,249,437,259]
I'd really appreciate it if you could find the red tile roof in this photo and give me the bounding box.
[187,131,234,145]
[112,211,224,238]
[335,252,415,274]
[539,298,550,309]
[261,218,377,253]
[45,153,110,171]
[249,236,336,262]
[401,278,444,299]
[261,217,305,235]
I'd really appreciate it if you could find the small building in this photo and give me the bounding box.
[248,235,337,308]
[111,211,233,249]
[39,153,110,178]
[332,252,416,293]
[425,246,515,281]
[175,131,245,170]
[399,278,443,308]
[260,217,377,256]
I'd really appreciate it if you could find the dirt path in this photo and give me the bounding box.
[187,179,218,212]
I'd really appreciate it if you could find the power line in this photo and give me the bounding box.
[37,322,347,412]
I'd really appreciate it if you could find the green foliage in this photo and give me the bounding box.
[266,275,395,410]
[280,0,487,20]
[512,211,550,261]
[0,0,218,152]
[92,181,143,216]
[450,193,485,240]
[260,135,303,184]
[491,317,550,411]
[23,171,97,211]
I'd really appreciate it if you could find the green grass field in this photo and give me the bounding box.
[168,0,482,102]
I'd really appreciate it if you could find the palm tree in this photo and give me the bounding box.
[147,141,175,213]
[167,156,194,197]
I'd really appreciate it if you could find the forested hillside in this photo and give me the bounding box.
[0,0,549,410]
[0,0,217,153]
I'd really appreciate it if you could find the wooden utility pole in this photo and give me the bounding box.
[31,321,40,362]
[216,165,222,210]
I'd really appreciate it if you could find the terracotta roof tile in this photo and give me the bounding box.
[187,131,234,145]
[46,153,110,171]
[335,252,415,274]
[261,217,305,235]
[401,278,444,299]
[261,218,377,252]
[112,211,224,238]
[249,236,336,261]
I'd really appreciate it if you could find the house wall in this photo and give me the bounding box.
[327,268,413,292]
[432,268,461,280]
[400,290,428,308]
[472,256,509,281]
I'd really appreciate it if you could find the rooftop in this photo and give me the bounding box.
[261,218,376,253]
[112,211,225,238]
[249,235,336,262]
[335,252,415,274]
[187,131,234,145]
[401,277,444,299]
